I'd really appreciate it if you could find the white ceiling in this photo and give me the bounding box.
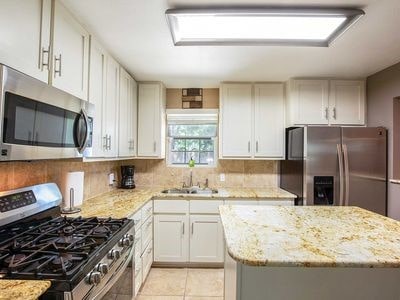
[62,0,400,87]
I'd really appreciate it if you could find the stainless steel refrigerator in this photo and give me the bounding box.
[280,126,387,215]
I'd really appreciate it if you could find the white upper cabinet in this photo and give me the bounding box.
[254,83,285,158]
[104,56,120,157]
[52,0,89,100]
[287,79,366,126]
[329,80,366,125]
[288,80,329,125]
[138,83,166,158]
[119,68,137,157]
[220,83,285,159]
[0,0,51,83]
[88,37,107,157]
[220,84,253,158]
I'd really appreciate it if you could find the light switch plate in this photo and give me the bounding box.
[219,173,225,182]
[108,173,115,185]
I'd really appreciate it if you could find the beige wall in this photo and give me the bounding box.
[166,88,219,109]
[367,60,400,220]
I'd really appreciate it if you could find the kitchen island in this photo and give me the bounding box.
[220,205,400,300]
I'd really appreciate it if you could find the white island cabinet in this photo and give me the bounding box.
[221,205,400,300]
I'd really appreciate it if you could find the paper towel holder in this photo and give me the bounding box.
[61,188,82,214]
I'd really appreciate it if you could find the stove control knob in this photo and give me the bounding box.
[118,237,131,247]
[108,249,121,260]
[124,234,134,242]
[86,271,101,285]
[97,263,109,275]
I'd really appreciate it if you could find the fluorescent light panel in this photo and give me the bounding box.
[165,8,364,46]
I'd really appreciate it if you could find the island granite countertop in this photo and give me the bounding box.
[219,205,400,268]
[66,187,296,219]
[0,280,51,300]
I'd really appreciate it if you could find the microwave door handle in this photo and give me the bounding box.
[76,109,90,154]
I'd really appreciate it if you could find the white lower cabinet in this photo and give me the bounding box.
[134,253,142,296]
[189,215,224,263]
[153,199,224,264]
[153,214,189,263]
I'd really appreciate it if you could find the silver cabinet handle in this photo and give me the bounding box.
[248,141,250,153]
[333,107,337,120]
[325,107,329,120]
[182,223,185,235]
[54,54,62,77]
[103,135,108,150]
[256,141,259,153]
[41,46,50,70]
[107,135,112,150]
[132,139,135,151]
[191,222,194,235]
[153,141,156,153]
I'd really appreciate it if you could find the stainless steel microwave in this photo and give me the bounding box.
[0,64,94,161]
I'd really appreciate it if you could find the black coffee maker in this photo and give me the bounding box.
[120,165,135,189]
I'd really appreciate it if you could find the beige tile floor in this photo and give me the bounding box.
[137,268,224,300]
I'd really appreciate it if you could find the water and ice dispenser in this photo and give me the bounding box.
[313,176,334,205]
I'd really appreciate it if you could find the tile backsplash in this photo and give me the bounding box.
[132,159,278,189]
[0,159,279,199]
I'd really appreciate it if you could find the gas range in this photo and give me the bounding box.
[0,183,135,299]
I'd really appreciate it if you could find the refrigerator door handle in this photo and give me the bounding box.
[343,144,350,206]
[337,144,345,206]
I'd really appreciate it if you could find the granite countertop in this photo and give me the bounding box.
[219,205,400,268]
[0,280,51,300]
[65,187,296,219]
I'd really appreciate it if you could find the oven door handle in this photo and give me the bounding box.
[76,108,90,154]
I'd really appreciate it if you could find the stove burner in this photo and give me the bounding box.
[4,254,26,266]
[93,226,110,235]
[62,225,75,235]
[54,235,84,245]
[51,253,73,271]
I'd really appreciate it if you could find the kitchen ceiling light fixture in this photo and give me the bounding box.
[165,8,364,47]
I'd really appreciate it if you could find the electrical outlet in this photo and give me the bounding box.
[108,173,115,186]
[219,173,225,182]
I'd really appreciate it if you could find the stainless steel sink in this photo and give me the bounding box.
[161,188,218,195]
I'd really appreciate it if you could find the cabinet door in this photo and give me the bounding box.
[52,1,89,100]
[154,214,189,262]
[254,83,285,158]
[189,215,224,263]
[88,37,107,157]
[104,56,120,157]
[220,84,253,158]
[0,0,51,82]
[291,80,329,125]
[138,83,163,157]
[329,80,365,125]
[119,68,136,157]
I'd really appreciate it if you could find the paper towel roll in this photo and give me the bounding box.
[61,171,84,208]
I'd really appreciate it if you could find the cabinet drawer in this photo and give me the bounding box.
[134,228,142,258]
[190,200,224,214]
[142,200,153,221]
[141,217,153,253]
[142,242,153,282]
[130,209,142,229]
[154,200,189,214]
[225,200,258,206]
[134,253,142,296]
[258,200,294,206]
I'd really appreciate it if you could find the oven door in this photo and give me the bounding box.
[0,64,93,161]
